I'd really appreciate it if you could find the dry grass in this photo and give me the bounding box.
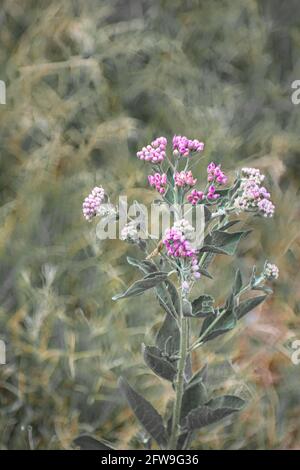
[0,0,299,449]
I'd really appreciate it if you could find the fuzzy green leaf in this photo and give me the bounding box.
[191,295,215,317]
[199,309,236,343]
[235,295,267,319]
[126,256,158,274]
[180,380,208,422]
[184,395,245,431]
[112,272,168,300]
[156,280,180,319]
[143,345,177,382]
[156,313,180,356]
[199,245,229,255]
[118,377,167,448]
[204,230,251,256]
[233,268,243,295]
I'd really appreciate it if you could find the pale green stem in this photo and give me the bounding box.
[169,299,188,449]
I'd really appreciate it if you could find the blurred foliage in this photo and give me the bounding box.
[0,0,299,449]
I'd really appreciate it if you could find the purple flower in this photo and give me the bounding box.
[233,168,275,217]
[163,220,196,258]
[172,135,204,157]
[148,173,167,194]
[82,186,105,221]
[207,185,220,200]
[137,137,167,164]
[207,162,228,185]
[174,170,197,188]
[187,189,205,205]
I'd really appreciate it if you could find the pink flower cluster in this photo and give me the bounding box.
[207,185,220,201]
[163,226,196,258]
[207,162,228,185]
[172,135,204,157]
[187,185,220,205]
[174,170,197,188]
[163,220,201,284]
[148,173,167,194]
[187,189,205,205]
[137,137,167,164]
[82,186,105,221]
[234,168,275,217]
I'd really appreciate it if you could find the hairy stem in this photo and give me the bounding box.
[169,304,188,450]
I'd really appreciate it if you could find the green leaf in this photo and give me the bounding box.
[233,268,243,295]
[126,256,157,275]
[252,285,273,295]
[73,435,114,450]
[225,291,235,311]
[235,295,267,319]
[184,354,192,382]
[199,245,229,255]
[143,345,177,382]
[200,252,215,271]
[191,295,214,317]
[118,377,167,448]
[197,267,213,279]
[184,395,245,431]
[204,230,251,256]
[112,272,168,300]
[180,380,208,422]
[155,313,180,356]
[206,395,245,411]
[156,280,180,319]
[189,364,208,386]
[199,309,236,343]
[166,280,180,314]
[216,188,230,197]
[220,220,241,231]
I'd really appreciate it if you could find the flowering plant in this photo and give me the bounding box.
[77,135,278,450]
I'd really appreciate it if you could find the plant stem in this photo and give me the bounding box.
[169,305,188,450]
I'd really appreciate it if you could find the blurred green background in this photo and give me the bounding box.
[0,0,299,449]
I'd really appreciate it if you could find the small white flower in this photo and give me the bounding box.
[264,262,279,280]
[173,219,195,240]
[121,221,139,242]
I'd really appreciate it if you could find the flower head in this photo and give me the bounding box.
[207,162,228,185]
[173,219,195,240]
[241,167,265,184]
[121,221,139,242]
[174,170,197,188]
[207,185,220,200]
[233,168,275,217]
[163,219,196,258]
[137,137,167,164]
[148,173,167,194]
[172,135,204,157]
[187,189,205,205]
[263,262,279,280]
[82,186,105,221]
